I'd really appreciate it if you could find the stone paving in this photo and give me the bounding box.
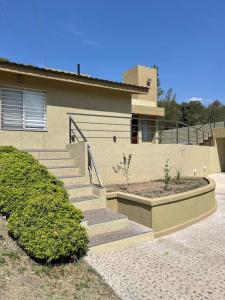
[86,173,225,300]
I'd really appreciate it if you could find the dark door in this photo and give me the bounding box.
[131,116,139,144]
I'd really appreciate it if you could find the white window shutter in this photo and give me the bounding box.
[1,88,46,130]
[23,91,46,129]
[1,89,23,129]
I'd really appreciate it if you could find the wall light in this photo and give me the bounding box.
[146,78,151,87]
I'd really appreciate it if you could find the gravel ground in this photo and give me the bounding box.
[107,177,207,198]
[86,173,225,300]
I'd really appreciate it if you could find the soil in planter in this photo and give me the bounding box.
[106,177,208,198]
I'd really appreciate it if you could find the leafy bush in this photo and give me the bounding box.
[0,146,88,262]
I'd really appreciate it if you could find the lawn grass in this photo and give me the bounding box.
[0,216,119,300]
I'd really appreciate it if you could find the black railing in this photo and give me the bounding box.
[68,113,213,146]
[69,116,103,188]
[69,116,87,143]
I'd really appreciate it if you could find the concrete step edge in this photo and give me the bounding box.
[84,208,127,226]
[70,195,99,203]
[57,175,86,179]
[25,149,68,152]
[65,184,93,190]
[89,221,153,247]
[39,158,73,161]
[47,165,78,169]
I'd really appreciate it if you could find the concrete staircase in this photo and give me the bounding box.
[27,148,154,253]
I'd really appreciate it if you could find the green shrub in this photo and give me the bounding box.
[0,146,88,262]
[0,148,67,215]
[8,195,88,262]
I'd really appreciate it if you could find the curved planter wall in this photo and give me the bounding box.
[107,177,216,237]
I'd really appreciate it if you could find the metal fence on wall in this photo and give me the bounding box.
[68,112,213,146]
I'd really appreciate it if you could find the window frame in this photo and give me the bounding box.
[0,86,47,132]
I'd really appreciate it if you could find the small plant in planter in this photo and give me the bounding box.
[113,153,132,191]
[164,159,171,190]
[174,169,182,184]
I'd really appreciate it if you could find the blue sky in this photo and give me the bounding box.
[0,0,224,105]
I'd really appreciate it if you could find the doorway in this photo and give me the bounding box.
[131,116,139,144]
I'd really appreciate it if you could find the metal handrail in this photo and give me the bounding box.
[69,116,87,143]
[177,121,211,135]
[87,145,103,188]
[69,115,103,188]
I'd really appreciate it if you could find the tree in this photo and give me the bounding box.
[206,100,225,122]
[152,64,164,100]
[180,101,206,125]
[158,88,181,121]
[154,66,225,125]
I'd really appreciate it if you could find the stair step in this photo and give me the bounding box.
[70,195,98,203]
[26,149,68,152]
[39,158,75,167]
[84,208,127,225]
[48,166,80,176]
[66,184,93,197]
[89,221,154,253]
[84,208,128,236]
[58,175,89,185]
[70,195,106,211]
[27,149,70,159]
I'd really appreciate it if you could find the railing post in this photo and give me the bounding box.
[188,126,190,144]
[176,122,179,144]
[69,116,71,143]
[196,129,198,145]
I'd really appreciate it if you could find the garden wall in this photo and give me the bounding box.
[90,143,221,185]
[107,177,216,237]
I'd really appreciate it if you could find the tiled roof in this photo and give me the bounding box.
[0,59,148,94]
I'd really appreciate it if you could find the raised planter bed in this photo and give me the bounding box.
[106,177,216,237]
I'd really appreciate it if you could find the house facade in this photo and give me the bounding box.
[0,60,164,149]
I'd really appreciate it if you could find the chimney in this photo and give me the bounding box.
[123,65,157,104]
[77,64,80,75]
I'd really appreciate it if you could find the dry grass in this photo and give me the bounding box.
[0,216,119,300]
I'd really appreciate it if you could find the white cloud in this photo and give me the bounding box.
[184,97,214,105]
[186,97,204,103]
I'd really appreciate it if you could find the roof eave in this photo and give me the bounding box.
[0,62,148,95]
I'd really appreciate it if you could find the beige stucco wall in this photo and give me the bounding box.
[90,143,221,185]
[123,65,157,106]
[0,71,132,149]
[213,128,225,138]
[215,138,225,171]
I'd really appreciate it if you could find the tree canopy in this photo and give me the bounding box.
[155,66,225,125]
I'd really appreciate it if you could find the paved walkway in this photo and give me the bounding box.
[86,173,225,300]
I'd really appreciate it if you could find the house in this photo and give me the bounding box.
[0,59,168,251]
[0,59,164,150]
[0,59,222,251]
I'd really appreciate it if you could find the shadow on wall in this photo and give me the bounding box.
[216,138,225,171]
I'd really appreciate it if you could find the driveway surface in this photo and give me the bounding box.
[86,173,225,300]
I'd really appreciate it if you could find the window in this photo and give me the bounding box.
[142,119,151,142]
[1,88,47,130]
